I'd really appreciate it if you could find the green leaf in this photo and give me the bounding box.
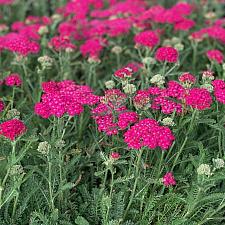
[75,216,90,225]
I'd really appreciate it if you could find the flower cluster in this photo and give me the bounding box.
[0,0,14,5]
[133,78,213,114]
[185,88,212,110]
[191,25,225,44]
[155,47,179,63]
[4,73,22,87]
[163,172,176,187]
[124,118,175,150]
[0,33,40,56]
[206,49,224,64]
[134,30,159,48]
[80,38,106,60]
[212,79,225,104]
[0,119,26,140]
[35,80,99,118]
[48,36,76,52]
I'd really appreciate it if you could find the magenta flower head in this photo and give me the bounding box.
[185,88,212,110]
[163,172,176,187]
[134,30,159,48]
[206,49,224,64]
[0,119,27,141]
[35,80,99,119]
[0,100,4,112]
[124,118,175,150]
[0,0,14,5]
[5,73,22,87]
[212,79,225,104]
[155,46,179,63]
[110,152,121,160]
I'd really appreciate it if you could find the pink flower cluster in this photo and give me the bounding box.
[191,25,225,44]
[80,38,106,60]
[163,172,176,187]
[0,0,14,5]
[134,30,159,48]
[174,18,195,31]
[49,36,76,51]
[155,47,179,63]
[124,118,175,150]
[134,82,184,114]
[133,79,213,114]
[206,49,224,64]
[0,33,40,56]
[138,2,194,31]
[92,89,138,135]
[45,0,196,60]
[0,119,26,140]
[212,79,225,104]
[35,80,99,118]
[4,73,22,87]
[185,88,212,110]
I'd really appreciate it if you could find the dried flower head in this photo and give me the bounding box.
[105,80,115,89]
[142,57,156,65]
[212,158,225,170]
[174,43,184,51]
[55,140,66,149]
[9,165,24,176]
[37,141,51,155]
[161,117,175,126]
[150,74,165,86]
[38,55,54,70]
[123,84,136,94]
[111,46,122,54]
[197,164,212,176]
[6,109,20,119]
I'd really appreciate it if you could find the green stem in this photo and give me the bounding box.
[21,63,34,103]
[172,109,197,170]
[12,191,19,220]
[123,148,144,220]
[102,169,108,192]
[171,136,188,170]
[109,168,114,199]
[47,155,55,211]
[11,141,16,164]
[192,41,198,73]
